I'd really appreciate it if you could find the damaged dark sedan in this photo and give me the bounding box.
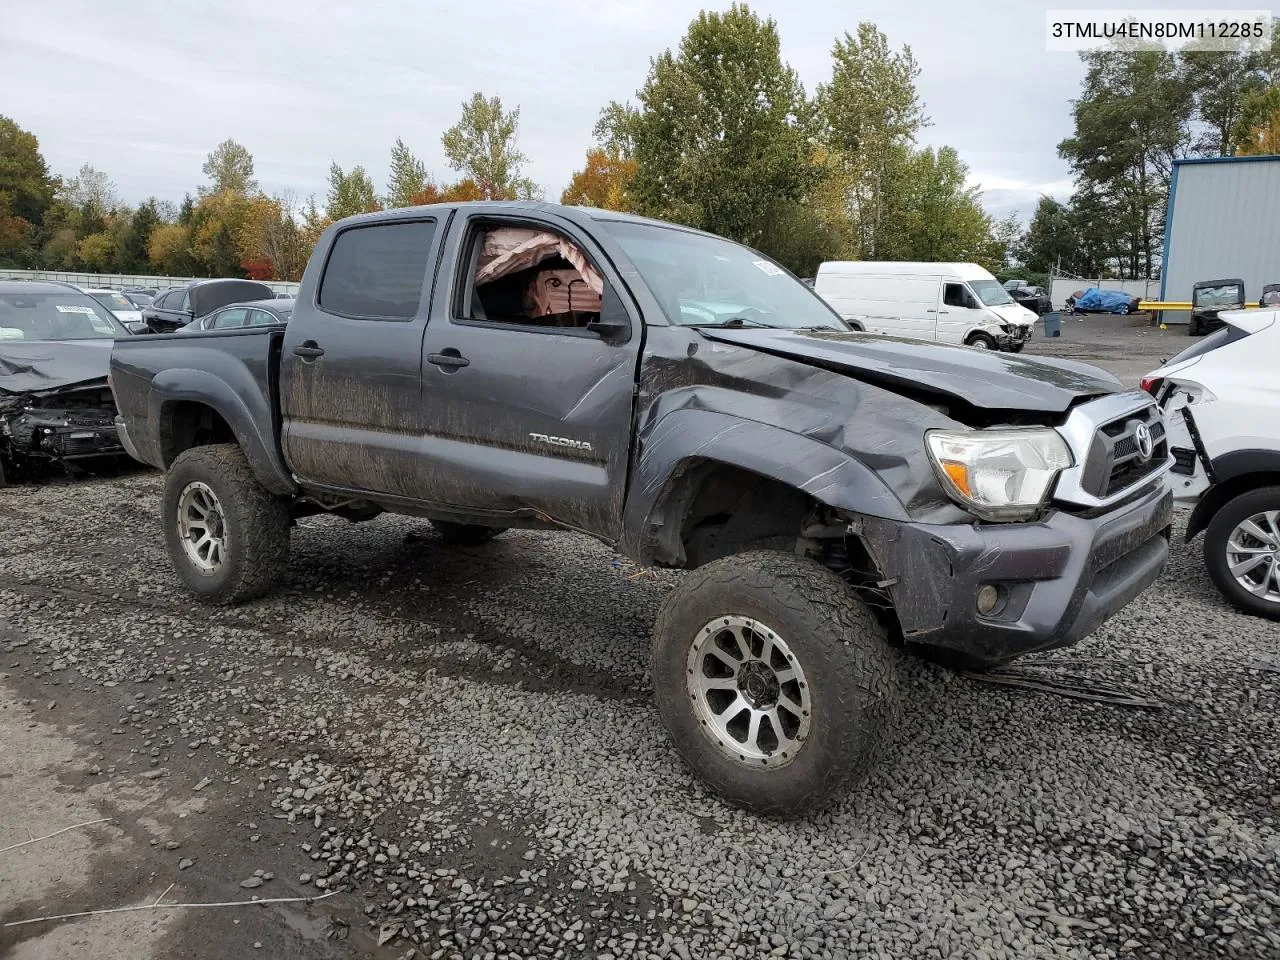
[0,281,129,485]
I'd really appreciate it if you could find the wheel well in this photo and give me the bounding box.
[1188,472,1280,541]
[160,401,237,467]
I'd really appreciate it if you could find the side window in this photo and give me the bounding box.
[152,292,169,309]
[461,224,603,331]
[319,220,436,320]
[177,290,190,312]
[212,308,248,329]
[943,283,968,308]
[247,309,278,327]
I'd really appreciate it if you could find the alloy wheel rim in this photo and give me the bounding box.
[177,481,227,573]
[1226,510,1280,604]
[686,615,812,767]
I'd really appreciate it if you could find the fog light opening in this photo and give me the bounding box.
[976,584,1005,617]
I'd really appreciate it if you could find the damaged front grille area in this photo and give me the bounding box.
[1052,392,1173,510]
[1,385,123,473]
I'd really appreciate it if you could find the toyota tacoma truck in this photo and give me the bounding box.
[109,202,1174,815]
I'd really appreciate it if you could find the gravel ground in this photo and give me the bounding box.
[3,320,1278,959]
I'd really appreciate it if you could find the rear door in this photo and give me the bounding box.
[415,210,642,539]
[280,216,443,496]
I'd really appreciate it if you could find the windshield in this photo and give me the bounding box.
[1194,284,1243,308]
[601,221,847,330]
[969,279,1014,306]
[90,291,136,312]
[0,291,125,341]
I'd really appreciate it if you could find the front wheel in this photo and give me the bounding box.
[1008,341,1026,353]
[651,551,900,816]
[1188,315,1202,336]
[162,444,290,604]
[966,332,997,350]
[1203,488,1280,621]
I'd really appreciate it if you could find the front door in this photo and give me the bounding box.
[416,212,642,540]
[280,216,442,497]
[937,281,988,344]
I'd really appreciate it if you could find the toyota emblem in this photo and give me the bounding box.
[1134,422,1154,462]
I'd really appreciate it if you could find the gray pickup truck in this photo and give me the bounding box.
[110,202,1174,815]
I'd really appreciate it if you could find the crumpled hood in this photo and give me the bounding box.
[0,339,114,396]
[990,302,1037,327]
[698,328,1122,413]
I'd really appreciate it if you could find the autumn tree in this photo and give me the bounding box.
[202,138,257,195]
[441,93,539,200]
[613,4,811,254]
[59,163,118,220]
[326,163,380,220]
[560,149,636,210]
[148,223,192,274]
[1232,85,1280,154]
[387,138,429,207]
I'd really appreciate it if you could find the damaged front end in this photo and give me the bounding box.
[0,382,124,483]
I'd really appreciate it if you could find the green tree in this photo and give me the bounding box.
[1020,196,1079,274]
[202,138,257,195]
[815,23,926,259]
[148,223,192,275]
[441,93,539,200]
[118,199,162,273]
[617,4,811,255]
[1059,49,1192,277]
[75,231,114,270]
[325,163,380,220]
[893,147,1001,267]
[0,115,57,226]
[59,163,119,230]
[386,138,429,207]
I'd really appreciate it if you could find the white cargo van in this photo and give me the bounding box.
[814,262,1038,351]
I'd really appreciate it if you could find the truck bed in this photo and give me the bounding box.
[111,327,290,490]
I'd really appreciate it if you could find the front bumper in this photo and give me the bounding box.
[2,409,123,463]
[863,481,1173,666]
[996,325,1033,349]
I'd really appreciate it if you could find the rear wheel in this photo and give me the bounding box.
[651,551,900,816]
[1203,488,1280,621]
[965,332,997,350]
[162,444,290,604]
[430,519,507,545]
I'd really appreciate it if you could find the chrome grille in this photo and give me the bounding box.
[1053,392,1173,509]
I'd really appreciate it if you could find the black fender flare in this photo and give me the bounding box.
[149,368,296,496]
[1186,449,1280,541]
[620,408,908,564]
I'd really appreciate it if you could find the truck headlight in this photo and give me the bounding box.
[926,428,1073,521]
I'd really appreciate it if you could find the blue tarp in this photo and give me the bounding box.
[1074,288,1135,314]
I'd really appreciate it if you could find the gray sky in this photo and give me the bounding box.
[0,0,1200,222]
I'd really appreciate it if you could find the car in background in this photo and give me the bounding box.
[1006,282,1052,316]
[174,298,293,333]
[85,288,147,335]
[123,291,154,309]
[0,281,129,484]
[1188,278,1245,337]
[273,291,294,299]
[1143,307,1280,620]
[141,279,275,334]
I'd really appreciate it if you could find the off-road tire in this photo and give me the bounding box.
[966,332,998,350]
[430,520,508,546]
[651,550,901,816]
[162,444,289,604]
[1203,486,1280,621]
[1008,341,1026,353]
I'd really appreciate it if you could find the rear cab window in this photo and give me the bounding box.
[319,220,437,320]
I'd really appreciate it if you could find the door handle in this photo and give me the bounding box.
[292,340,325,360]
[939,310,951,314]
[427,349,470,370]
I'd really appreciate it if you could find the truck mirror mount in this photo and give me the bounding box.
[586,283,631,343]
